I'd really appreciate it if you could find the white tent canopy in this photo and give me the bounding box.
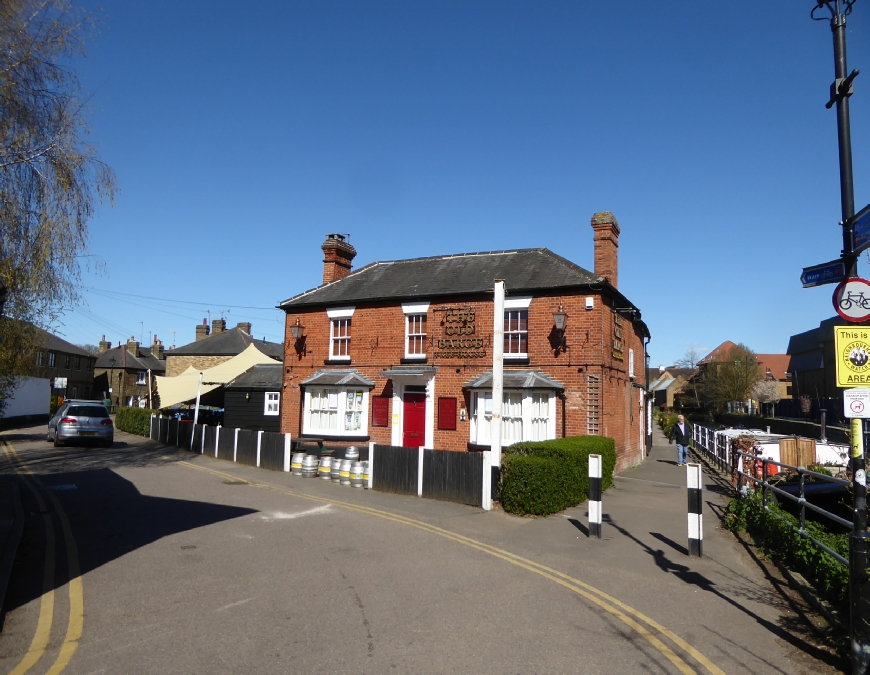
[155,344,280,408]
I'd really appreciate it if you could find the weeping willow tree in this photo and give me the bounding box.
[0,0,116,410]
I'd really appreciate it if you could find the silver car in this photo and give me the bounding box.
[47,403,114,447]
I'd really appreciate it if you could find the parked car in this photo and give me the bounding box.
[47,403,114,448]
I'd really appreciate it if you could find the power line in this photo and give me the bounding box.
[83,286,280,311]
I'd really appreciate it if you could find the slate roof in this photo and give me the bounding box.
[95,344,166,374]
[464,370,564,390]
[35,328,92,357]
[226,364,283,390]
[280,248,603,308]
[300,370,375,388]
[168,327,283,359]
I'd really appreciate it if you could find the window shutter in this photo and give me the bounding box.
[372,396,389,427]
[438,397,457,430]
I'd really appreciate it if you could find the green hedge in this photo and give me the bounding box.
[499,436,617,516]
[726,493,848,603]
[115,407,157,437]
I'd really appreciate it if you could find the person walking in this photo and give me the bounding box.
[669,414,691,466]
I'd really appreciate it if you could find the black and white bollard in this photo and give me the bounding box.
[687,463,703,557]
[589,454,602,539]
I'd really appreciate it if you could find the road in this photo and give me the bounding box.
[0,424,842,673]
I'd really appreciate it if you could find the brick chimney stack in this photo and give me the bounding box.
[591,212,620,288]
[236,322,252,335]
[212,318,226,335]
[322,233,357,284]
[195,319,210,342]
[126,336,139,357]
[151,335,165,360]
[99,335,111,354]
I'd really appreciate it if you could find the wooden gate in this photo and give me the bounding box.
[372,444,418,495]
[422,449,483,507]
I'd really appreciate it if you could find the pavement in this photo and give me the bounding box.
[0,423,845,673]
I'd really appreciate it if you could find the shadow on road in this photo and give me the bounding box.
[1,428,257,625]
[602,514,845,671]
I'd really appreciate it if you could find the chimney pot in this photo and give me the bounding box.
[195,320,210,342]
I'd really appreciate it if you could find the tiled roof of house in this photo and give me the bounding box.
[698,341,738,365]
[756,354,790,381]
[280,248,603,308]
[168,327,283,359]
[95,344,166,373]
[226,364,283,389]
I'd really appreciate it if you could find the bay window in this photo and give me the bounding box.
[469,389,555,446]
[304,387,369,437]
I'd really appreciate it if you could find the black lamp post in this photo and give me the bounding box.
[813,4,868,669]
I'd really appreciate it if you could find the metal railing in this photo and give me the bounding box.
[690,425,732,473]
[734,449,851,567]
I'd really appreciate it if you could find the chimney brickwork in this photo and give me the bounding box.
[591,212,620,288]
[126,336,139,357]
[212,319,226,335]
[99,335,110,354]
[195,319,210,342]
[236,322,252,335]
[322,234,357,284]
[151,335,165,360]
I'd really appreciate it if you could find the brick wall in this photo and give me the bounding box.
[281,290,646,472]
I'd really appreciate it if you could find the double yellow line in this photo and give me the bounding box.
[2,439,84,675]
[180,459,725,675]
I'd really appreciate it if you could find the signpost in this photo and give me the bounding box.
[834,278,870,323]
[850,203,870,256]
[845,388,870,418]
[802,258,847,287]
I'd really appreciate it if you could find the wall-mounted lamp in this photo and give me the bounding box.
[290,318,307,356]
[553,305,568,353]
[245,391,251,402]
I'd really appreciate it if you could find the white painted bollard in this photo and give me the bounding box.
[687,463,703,557]
[283,433,292,472]
[588,454,602,539]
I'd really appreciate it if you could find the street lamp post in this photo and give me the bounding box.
[812,2,868,671]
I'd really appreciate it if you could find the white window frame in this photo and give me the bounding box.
[327,307,354,361]
[48,352,55,368]
[503,297,531,359]
[303,387,369,437]
[264,392,280,416]
[469,389,556,446]
[136,371,146,385]
[402,302,430,359]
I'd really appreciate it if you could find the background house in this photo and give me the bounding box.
[164,319,282,377]
[31,327,97,400]
[94,335,166,409]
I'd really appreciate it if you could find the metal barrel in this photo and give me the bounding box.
[340,459,352,485]
[302,454,319,478]
[345,446,359,462]
[291,452,306,476]
[331,458,342,483]
[350,461,364,488]
[318,456,333,480]
[361,460,370,488]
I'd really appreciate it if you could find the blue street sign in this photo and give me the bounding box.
[801,259,847,288]
[850,203,870,255]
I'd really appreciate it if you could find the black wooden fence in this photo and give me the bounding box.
[203,425,216,455]
[372,444,418,496]
[422,449,483,507]
[236,429,257,467]
[217,428,235,461]
[179,422,193,450]
[260,433,286,471]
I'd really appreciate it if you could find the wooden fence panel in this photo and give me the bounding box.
[236,429,258,466]
[422,450,483,507]
[203,425,215,455]
[167,419,178,447]
[260,433,286,471]
[217,428,235,461]
[178,422,194,449]
[372,444,417,495]
[190,424,204,453]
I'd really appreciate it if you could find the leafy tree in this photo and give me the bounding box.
[700,343,762,412]
[0,0,115,411]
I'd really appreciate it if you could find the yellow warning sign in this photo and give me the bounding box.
[835,326,870,386]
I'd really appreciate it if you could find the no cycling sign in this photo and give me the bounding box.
[835,326,870,386]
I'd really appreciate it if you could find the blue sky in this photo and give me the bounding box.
[60,0,869,368]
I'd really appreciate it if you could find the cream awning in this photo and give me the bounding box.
[155,344,281,408]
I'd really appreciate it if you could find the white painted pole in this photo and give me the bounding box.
[233,428,239,463]
[191,372,203,450]
[283,433,292,472]
[417,446,424,497]
[257,430,263,467]
[368,441,375,489]
[201,423,206,454]
[215,425,220,458]
[482,279,505,512]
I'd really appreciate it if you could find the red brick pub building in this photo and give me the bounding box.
[279,212,651,473]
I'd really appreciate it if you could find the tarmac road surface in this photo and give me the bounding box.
[0,424,842,673]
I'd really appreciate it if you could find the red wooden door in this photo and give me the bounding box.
[403,393,426,448]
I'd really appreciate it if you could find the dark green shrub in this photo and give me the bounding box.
[500,436,617,516]
[726,493,848,603]
[115,407,157,436]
